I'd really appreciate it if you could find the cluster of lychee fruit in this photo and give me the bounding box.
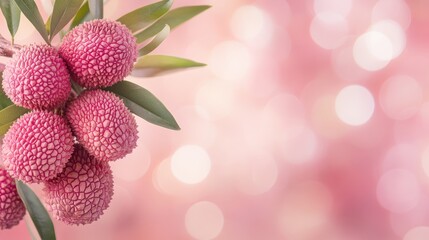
[0,19,139,228]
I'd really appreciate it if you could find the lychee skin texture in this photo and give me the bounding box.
[2,111,74,183]
[66,89,138,162]
[2,44,71,110]
[59,19,138,88]
[44,144,113,225]
[0,168,26,229]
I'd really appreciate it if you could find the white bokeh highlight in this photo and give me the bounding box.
[170,145,211,184]
[353,31,394,71]
[230,5,273,47]
[335,85,375,126]
[370,20,406,59]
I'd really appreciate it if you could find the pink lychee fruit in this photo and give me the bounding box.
[0,168,26,229]
[2,111,74,183]
[43,144,113,225]
[2,44,71,110]
[66,89,138,162]
[59,19,138,88]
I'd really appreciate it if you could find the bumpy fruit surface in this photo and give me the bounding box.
[2,44,71,110]
[66,90,138,162]
[0,168,26,229]
[44,144,114,225]
[59,19,138,88]
[2,111,74,183]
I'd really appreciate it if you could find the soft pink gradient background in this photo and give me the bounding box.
[2,0,429,239]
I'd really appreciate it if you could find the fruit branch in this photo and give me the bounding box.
[0,34,21,57]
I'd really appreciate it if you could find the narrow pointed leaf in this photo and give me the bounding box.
[132,55,205,77]
[45,15,51,35]
[0,0,21,40]
[50,0,84,40]
[0,76,13,109]
[0,121,13,135]
[135,5,210,43]
[88,0,102,19]
[0,90,13,110]
[139,24,169,56]
[105,81,180,130]
[117,0,172,33]
[13,0,49,43]
[16,181,56,240]
[0,104,28,135]
[69,1,90,29]
[24,218,38,240]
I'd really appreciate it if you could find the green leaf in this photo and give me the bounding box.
[88,0,102,19]
[24,218,38,240]
[49,0,84,40]
[69,1,90,29]
[117,0,172,33]
[0,91,13,110]
[16,181,56,240]
[0,76,13,109]
[0,0,21,41]
[0,104,28,135]
[139,24,169,56]
[133,55,205,77]
[0,122,13,136]
[13,0,49,44]
[45,15,51,35]
[105,81,180,130]
[134,5,210,43]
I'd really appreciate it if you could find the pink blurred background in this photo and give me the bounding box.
[3,0,429,239]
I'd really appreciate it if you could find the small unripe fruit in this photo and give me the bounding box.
[0,168,26,229]
[59,19,138,88]
[2,111,74,183]
[44,144,114,225]
[2,45,71,110]
[66,89,138,162]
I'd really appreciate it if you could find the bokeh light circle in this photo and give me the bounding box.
[376,169,420,213]
[230,5,273,47]
[185,201,224,240]
[335,85,375,126]
[370,20,406,58]
[353,31,393,71]
[310,13,349,49]
[372,0,411,29]
[379,75,423,120]
[170,145,211,184]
